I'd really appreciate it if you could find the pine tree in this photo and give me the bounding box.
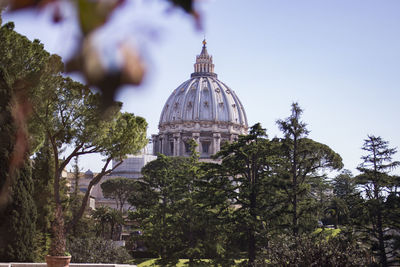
[356,135,400,266]
[213,123,281,266]
[276,103,343,236]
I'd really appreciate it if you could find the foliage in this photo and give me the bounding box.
[356,135,400,266]
[0,161,37,262]
[31,74,148,255]
[31,140,55,260]
[0,20,59,211]
[0,18,64,260]
[212,123,282,265]
[130,147,216,266]
[275,102,343,235]
[258,232,371,266]
[101,177,137,211]
[67,237,132,263]
[92,206,124,241]
[0,44,15,213]
[324,170,363,228]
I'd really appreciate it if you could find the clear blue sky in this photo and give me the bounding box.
[4,0,400,175]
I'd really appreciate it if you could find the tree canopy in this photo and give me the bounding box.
[101,177,137,211]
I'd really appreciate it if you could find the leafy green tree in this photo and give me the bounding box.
[213,123,282,266]
[92,206,112,239]
[0,20,59,211]
[101,177,137,211]
[356,135,400,266]
[27,68,148,255]
[276,103,343,236]
[326,170,362,228]
[91,206,122,241]
[131,144,211,266]
[0,161,37,261]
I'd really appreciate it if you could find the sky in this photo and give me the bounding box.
[3,0,400,175]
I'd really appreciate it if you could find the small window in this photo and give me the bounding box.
[202,142,210,154]
[185,142,191,153]
[170,141,174,155]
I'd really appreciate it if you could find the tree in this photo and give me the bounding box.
[92,206,124,241]
[0,20,60,260]
[0,20,58,211]
[35,82,148,255]
[325,170,362,228]
[101,177,137,212]
[130,144,211,266]
[356,135,400,266]
[0,161,37,261]
[276,103,343,236]
[31,139,55,260]
[213,123,282,266]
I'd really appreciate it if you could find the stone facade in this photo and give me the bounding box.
[152,40,248,158]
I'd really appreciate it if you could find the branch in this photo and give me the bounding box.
[58,143,85,172]
[66,156,124,233]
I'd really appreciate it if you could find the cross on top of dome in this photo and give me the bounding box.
[191,39,217,78]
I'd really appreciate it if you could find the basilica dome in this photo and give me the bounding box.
[152,40,248,158]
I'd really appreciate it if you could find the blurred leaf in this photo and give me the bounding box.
[168,0,194,13]
[10,90,32,170]
[119,43,145,86]
[167,0,202,30]
[67,37,146,113]
[77,0,124,36]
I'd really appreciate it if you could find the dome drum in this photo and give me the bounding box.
[152,131,239,159]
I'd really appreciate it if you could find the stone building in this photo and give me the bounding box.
[152,40,248,158]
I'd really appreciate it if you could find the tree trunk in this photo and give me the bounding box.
[49,204,66,256]
[248,229,256,267]
[248,184,257,266]
[376,209,388,266]
[293,193,298,236]
[292,136,298,236]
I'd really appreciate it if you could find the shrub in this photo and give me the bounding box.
[67,237,132,263]
[257,232,371,266]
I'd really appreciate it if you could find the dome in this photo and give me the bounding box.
[152,40,248,158]
[159,77,248,126]
[84,169,93,178]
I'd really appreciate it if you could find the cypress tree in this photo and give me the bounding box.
[0,161,37,261]
[32,140,54,260]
